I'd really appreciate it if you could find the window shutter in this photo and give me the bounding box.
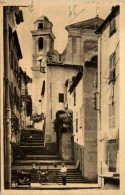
[109,18,116,36]
[109,104,112,117]
[113,52,116,67]
[109,104,112,128]
[109,52,116,84]
[113,18,116,31]
[112,102,115,127]
[76,118,78,132]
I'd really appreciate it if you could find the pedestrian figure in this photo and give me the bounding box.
[60,163,67,185]
[54,161,57,167]
[32,162,35,170]
[29,135,32,142]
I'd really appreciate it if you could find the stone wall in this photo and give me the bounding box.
[83,65,97,182]
[60,133,73,160]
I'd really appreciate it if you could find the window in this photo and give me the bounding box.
[74,89,76,106]
[38,37,43,50]
[38,23,43,29]
[109,102,115,128]
[59,93,64,103]
[76,138,78,150]
[76,118,78,132]
[109,18,116,37]
[96,71,98,89]
[109,52,116,84]
[11,51,13,69]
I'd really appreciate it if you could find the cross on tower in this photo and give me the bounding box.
[96,3,99,17]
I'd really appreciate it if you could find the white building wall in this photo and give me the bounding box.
[45,66,79,144]
[101,15,119,140]
[72,79,84,146]
[98,12,120,174]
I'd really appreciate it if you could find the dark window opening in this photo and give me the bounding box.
[109,52,116,84]
[96,71,98,89]
[109,102,115,128]
[59,93,64,103]
[39,37,43,50]
[38,23,43,29]
[74,89,76,106]
[11,51,13,69]
[76,118,78,132]
[39,100,41,102]
[41,80,45,96]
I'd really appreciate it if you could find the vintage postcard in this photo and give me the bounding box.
[0,0,125,194]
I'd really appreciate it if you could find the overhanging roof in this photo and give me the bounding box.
[13,30,22,59]
[66,16,104,31]
[33,15,53,26]
[69,71,83,94]
[95,5,120,34]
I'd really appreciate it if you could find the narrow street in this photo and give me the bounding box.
[1,1,123,193]
[11,129,87,187]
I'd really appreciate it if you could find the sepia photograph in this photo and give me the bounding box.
[0,0,125,194]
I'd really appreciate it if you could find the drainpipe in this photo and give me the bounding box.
[97,33,102,187]
[3,6,11,189]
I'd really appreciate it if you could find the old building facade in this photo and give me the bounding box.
[30,15,104,182]
[62,17,103,182]
[66,56,98,182]
[96,5,120,184]
[3,6,31,188]
[31,16,81,153]
[3,6,24,188]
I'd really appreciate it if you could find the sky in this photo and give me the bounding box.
[15,0,120,77]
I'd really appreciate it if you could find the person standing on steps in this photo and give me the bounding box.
[60,163,67,185]
[32,162,36,171]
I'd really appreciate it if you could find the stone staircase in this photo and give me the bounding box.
[12,129,86,184]
[12,168,85,183]
[20,129,56,155]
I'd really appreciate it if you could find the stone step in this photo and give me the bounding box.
[26,129,44,133]
[26,134,44,139]
[24,134,44,138]
[13,160,74,166]
[17,155,61,160]
[28,139,44,141]
[20,141,44,143]
[12,174,83,178]
[20,146,57,155]
[12,169,85,183]
[12,165,77,171]
[12,168,81,172]
[20,143,44,146]
[21,136,44,140]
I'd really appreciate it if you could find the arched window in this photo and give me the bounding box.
[39,37,43,50]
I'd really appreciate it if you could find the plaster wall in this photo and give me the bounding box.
[62,30,98,66]
[98,13,120,174]
[45,66,79,146]
[83,65,97,181]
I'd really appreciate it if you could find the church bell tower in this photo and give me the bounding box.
[31,16,55,122]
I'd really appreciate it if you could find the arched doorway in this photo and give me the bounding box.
[54,110,73,160]
[55,110,65,153]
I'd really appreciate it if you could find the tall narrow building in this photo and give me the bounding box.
[31,16,56,129]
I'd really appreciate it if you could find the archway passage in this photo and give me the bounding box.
[55,110,66,153]
[54,110,73,160]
